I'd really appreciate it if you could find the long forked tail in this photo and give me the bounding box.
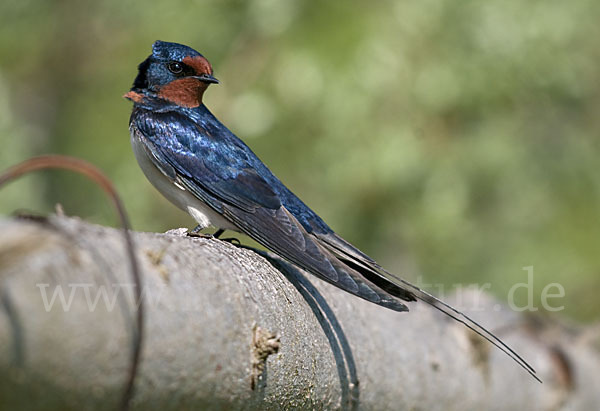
[316,232,540,382]
[375,264,541,383]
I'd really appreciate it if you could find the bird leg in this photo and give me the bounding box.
[187,226,240,244]
[210,228,241,245]
[214,229,241,245]
[187,224,213,238]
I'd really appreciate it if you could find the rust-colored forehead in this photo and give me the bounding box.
[182,56,213,75]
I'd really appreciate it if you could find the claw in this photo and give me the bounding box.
[187,224,213,238]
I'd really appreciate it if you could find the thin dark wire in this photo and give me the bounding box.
[0,155,144,410]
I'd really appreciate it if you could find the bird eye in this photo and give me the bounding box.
[168,62,184,74]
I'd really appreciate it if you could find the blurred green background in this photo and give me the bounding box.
[1,0,598,321]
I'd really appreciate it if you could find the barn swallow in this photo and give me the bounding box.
[125,41,538,381]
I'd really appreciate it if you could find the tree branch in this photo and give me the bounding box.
[0,215,598,410]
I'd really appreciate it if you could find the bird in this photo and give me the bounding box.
[125,40,539,382]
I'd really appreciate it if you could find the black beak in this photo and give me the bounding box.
[195,73,220,84]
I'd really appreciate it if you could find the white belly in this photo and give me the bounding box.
[131,130,239,232]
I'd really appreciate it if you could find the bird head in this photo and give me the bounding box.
[126,40,219,108]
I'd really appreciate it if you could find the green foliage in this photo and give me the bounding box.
[1,0,598,320]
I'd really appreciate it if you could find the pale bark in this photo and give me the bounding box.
[0,216,597,410]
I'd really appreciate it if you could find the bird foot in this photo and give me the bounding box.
[167,226,240,243]
[187,225,214,238]
[164,227,213,239]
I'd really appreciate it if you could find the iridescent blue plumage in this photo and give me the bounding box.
[135,104,327,229]
[125,40,539,381]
